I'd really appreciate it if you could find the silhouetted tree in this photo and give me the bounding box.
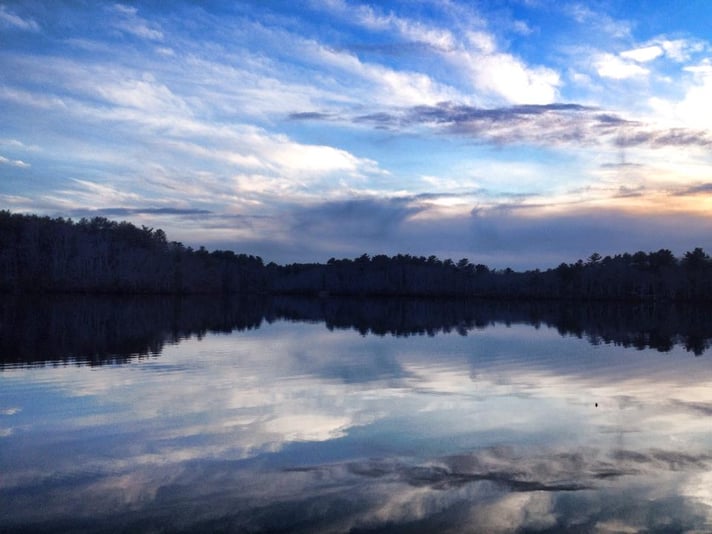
[4,211,712,302]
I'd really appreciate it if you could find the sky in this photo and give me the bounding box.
[2,0,712,269]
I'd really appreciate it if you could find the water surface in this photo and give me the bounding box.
[1,296,712,532]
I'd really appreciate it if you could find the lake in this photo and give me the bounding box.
[2,296,712,532]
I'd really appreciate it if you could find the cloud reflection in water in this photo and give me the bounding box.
[1,297,712,532]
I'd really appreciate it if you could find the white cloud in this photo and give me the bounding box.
[594,53,649,79]
[461,50,560,104]
[64,179,143,208]
[354,4,456,51]
[312,44,460,107]
[0,86,69,110]
[661,38,705,62]
[650,60,712,130]
[621,38,705,64]
[620,45,663,63]
[684,59,712,76]
[94,75,190,115]
[0,46,386,196]
[317,1,559,105]
[466,30,496,54]
[270,136,375,175]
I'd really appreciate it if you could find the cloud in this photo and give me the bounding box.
[0,155,29,168]
[330,0,460,51]
[566,3,631,39]
[288,197,424,254]
[69,207,213,218]
[110,3,163,41]
[319,0,559,105]
[649,60,712,130]
[620,45,664,63]
[674,183,712,196]
[661,38,706,62]
[614,127,712,148]
[594,53,649,79]
[194,190,712,267]
[288,111,335,121]
[457,49,560,104]
[3,0,712,270]
[94,76,189,114]
[0,139,39,151]
[621,38,705,64]
[67,179,142,205]
[0,49,389,214]
[348,102,712,151]
[0,5,39,31]
[312,44,460,107]
[354,102,599,138]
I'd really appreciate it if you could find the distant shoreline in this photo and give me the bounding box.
[3,210,712,301]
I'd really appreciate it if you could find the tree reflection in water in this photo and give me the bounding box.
[2,295,712,367]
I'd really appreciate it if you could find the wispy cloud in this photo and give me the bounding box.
[0,4,39,32]
[565,3,632,39]
[110,4,163,41]
[323,0,559,104]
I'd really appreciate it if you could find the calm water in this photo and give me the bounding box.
[2,296,712,533]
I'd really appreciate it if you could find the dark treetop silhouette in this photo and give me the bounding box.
[2,210,712,300]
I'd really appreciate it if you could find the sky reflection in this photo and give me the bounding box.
[2,311,712,532]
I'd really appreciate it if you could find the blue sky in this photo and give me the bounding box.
[2,1,712,268]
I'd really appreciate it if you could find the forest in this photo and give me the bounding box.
[2,210,712,301]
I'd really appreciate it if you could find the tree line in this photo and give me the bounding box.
[2,210,712,300]
[0,211,265,293]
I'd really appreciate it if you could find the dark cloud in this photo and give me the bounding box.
[672,400,712,417]
[288,111,335,121]
[373,102,609,144]
[346,101,712,149]
[347,459,590,492]
[651,129,712,147]
[353,111,399,127]
[675,183,712,196]
[205,198,712,269]
[614,185,645,198]
[600,162,643,169]
[290,197,423,240]
[408,102,593,124]
[462,207,712,267]
[594,113,631,125]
